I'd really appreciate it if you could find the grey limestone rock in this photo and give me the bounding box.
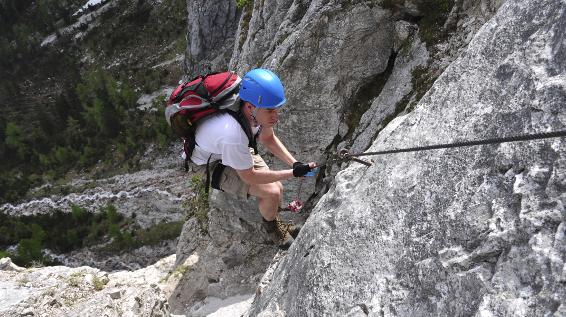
[168,191,277,314]
[184,0,240,77]
[231,0,397,204]
[351,32,429,154]
[174,1,407,312]
[246,0,566,315]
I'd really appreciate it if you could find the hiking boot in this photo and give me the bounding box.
[262,217,294,250]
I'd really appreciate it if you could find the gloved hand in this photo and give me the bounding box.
[293,161,312,177]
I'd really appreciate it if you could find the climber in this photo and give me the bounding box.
[187,69,316,250]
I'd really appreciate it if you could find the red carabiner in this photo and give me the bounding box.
[287,199,304,213]
[286,178,304,213]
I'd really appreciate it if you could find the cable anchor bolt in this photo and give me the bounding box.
[338,149,373,166]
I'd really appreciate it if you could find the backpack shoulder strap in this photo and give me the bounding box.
[225,110,258,155]
[183,136,196,172]
[183,108,257,172]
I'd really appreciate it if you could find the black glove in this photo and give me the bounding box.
[293,162,312,177]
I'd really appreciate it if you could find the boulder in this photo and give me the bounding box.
[0,257,25,272]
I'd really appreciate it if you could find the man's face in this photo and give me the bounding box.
[254,107,279,127]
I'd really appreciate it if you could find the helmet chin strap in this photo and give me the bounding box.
[251,107,259,126]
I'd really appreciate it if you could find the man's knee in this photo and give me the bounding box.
[263,182,283,201]
[249,181,284,201]
[267,182,283,201]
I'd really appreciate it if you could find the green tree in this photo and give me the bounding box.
[71,204,88,222]
[77,70,124,138]
[5,122,28,159]
[16,223,46,266]
[16,238,42,265]
[0,250,9,258]
[64,117,84,146]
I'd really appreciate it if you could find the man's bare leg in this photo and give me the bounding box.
[249,181,294,249]
[248,181,282,220]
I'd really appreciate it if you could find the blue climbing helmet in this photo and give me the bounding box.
[239,69,286,108]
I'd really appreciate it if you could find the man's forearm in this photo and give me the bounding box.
[238,168,294,185]
[263,135,297,166]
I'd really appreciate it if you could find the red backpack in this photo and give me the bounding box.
[165,72,258,171]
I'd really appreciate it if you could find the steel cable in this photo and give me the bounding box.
[346,130,566,158]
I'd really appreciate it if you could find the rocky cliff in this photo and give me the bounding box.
[184,0,240,76]
[171,0,516,315]
[245,0,566,315]
[3,0,565,316]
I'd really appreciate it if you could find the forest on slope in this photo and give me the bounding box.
[0,0,187,204]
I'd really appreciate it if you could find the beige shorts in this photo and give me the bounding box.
[190,151,269,199]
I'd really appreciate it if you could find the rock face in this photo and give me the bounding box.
[4,0,562,315]
[171,0,504,314]
[350,33,429,154]
[0,256,177,317]
[232,0,396,172]
[246,0,566,316]
[167,191,281,314]
[186,0,501,203]
[173,0,409,312]
[184,0,240,76]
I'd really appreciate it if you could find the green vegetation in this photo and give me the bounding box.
[0,204,182,267]
[68,271,84,287]
[137,221,184,245]
[237,2,253,50]
[343,52,397,141]
[0,204,126,266]
[398,36,413,58]
[0,0,186,204]
[83,0,187,93]
[183,175,210,233]
[0,0,84,74]
[92,274,108,291]
[162,263,190,282]
[102,220,183,253]
[379,0,455,48]
[0,69,175,204]
[174,263,190,277]
[416,0,455,47]
[406,65,438,112]
[380,0,397,9]
[236,0,252,9]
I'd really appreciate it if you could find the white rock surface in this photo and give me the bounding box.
[0,255,179,317]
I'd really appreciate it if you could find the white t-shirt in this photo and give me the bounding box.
[190,113,259,170]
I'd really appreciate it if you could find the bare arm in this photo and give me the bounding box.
[237,167,294,185]
[258,126,297,167]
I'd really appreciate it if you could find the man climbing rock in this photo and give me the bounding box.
[167,69,316,249]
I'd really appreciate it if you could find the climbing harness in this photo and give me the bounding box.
[338,130,566,166]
